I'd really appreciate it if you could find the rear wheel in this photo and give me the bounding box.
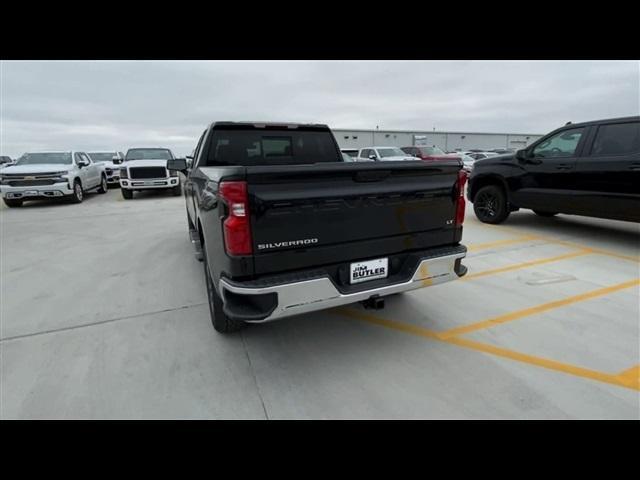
[3,198,23,208]
[473,185,510,224]
[97,175,108,194]
[203,248,245,333]
[533,210,558,217]
[121,188,133,200]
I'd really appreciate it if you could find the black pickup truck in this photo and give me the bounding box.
[168,122,468,333]
[468,116,640,224]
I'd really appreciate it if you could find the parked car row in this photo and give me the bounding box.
[0,148,182,207]
[338,146,481,175]
[4,116,638,228]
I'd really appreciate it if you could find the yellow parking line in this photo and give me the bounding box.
[615,365,640,390]
[437,278,640,339]
[335,307,439,339]
[541,238,640,263]
[470,221,639,263]
[461,249,593,281]
[333,308,639,391]
[445,336,638,390]
[467,235,540,252]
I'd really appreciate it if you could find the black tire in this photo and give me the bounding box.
[121,188,133,200]
[97,175,108,194]
[473,185,510,224]
[3,198,23,208]
[171,184,182,196]
[203,248,245,333]
[533,210,558,217]
[70,179,84,203]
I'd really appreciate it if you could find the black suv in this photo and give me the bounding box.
[467,116,640,224]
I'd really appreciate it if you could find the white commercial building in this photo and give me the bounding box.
[333,129,544,152]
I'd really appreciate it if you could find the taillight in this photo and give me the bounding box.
[455,169,467,226]
[219,181,252,256]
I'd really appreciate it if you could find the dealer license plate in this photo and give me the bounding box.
[350,257,388,284]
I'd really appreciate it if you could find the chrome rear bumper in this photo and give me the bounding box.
[219,248,466,323]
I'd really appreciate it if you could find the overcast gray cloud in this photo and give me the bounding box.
[1,60,638,158]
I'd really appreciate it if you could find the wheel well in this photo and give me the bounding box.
[469,175,507,202]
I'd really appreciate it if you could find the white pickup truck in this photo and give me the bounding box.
[0,151,108,207]
[356,146,417,162]
[0,156,14,169]
[119,148,182,199]
[87,151,125,186]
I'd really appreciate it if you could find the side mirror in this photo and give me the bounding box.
[185,155,194,168]
[112,157,123,165]
[368,154,377,161]
[517,149,542,165]
[167,158,188,172]
[515,149,528,161]
[78,160,89,168]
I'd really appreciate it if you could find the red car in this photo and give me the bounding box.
[401,145,461,162]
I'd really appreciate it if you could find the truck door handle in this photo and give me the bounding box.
[555,164,572,170]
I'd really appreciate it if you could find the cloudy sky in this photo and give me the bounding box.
[1,60,638,158]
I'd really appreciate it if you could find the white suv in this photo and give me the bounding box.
[119,148,182,199]
[0,151,108,208]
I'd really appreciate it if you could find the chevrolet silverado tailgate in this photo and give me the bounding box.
[246,161,463,275]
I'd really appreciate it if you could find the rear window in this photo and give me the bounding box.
[205,129,340,166]
[591,122,640,156]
